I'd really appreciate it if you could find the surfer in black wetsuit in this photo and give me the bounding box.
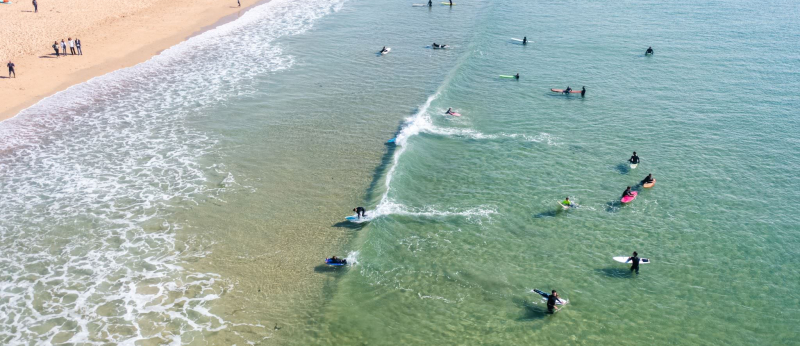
[353,207,367,219]
[546,290,561,313]
[448,0,453,5]
[641,174,654,185]
[646,47,654,55]
[515,73,520,79]
[627,251,640,274]
[622,186,634,198]
[629,151,640,165]
[581,86,586,97]
[380,46,388,54]
[564,86,572,94]
[522,36,527,45]
[428,0,432,6]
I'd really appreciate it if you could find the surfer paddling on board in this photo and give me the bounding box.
[547,290,563,313]
[353,207,367,219]
[581,86,586,97]
[641,174,654,185]
[622,186,635,199]
[563,86,572,94]
[646,46,654,55]
[629,152,640,165]
[561,197,573,207]
[446,107,455,115]
[626,252,641,274]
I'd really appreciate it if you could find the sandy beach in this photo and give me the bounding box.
[0,0,263,121]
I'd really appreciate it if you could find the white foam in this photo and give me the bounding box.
[0,0,346,344]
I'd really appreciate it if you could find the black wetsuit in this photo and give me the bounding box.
[7,62,14,78]
[642,176,654,184]
[581,87,586,97]
[515,74,520,80]
[428,0,432,6]
[523,38,527,45]
[629,256,640,274]
[629,155,640,164]
[646,48,653,55]
[546,294,558,313]
[564,88,572,94]
[355,207,366,218]
[622,189,633,198]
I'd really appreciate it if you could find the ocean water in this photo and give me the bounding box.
[1,0,799,345]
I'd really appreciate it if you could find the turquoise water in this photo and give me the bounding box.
[1,0,799,344]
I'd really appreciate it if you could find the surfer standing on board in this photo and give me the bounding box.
[627,252,641,274]
[353,207,367,219]
[547,290,562,313]
[629,152,640,165]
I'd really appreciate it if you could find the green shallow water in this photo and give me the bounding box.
[245,0,800,344]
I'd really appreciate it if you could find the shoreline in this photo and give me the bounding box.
[0,0,269,122]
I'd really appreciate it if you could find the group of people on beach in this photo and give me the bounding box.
[52,38,83,57]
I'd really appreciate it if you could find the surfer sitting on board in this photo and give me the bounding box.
[629,152,640,165]
[563,86,572,94]
[646,46,654,55]
[515,73,520,80]
[561,197,573,207]
[353,207,367,219]
[641,174,654,185]
[547,290,562,313]
[622,186,634,198]
[626,252,641,274]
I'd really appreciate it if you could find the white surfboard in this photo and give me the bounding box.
[412,4,427,6]
[613,256,650,264]
[380,48,391,55]
[630,163,638,169]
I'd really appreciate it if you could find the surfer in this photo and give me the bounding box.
[561,197,573,207]
[646,46,654,55]
[581,86,586,97]
[522,36,527,45]
[6,61,15,78]
[380,46,388,54]
[563,86,572,94]
[428,0,432,6]
[626,251,640,274]
[353,207,367,219]
[641,174,654,185]
[622,186,634,198]
[546,290,562,313]
[629,151,640,165]
[515,73,520,80]
[448,0,453,5]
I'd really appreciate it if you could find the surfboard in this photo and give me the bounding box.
[558,202,572,210]
[387,138,396,143]
[620,191,637,204]
[325,258,347,266]
[441,1,454,4]
[499,75,517,78]
[533,289,568,305]
[346,215,372,223]
[511,38,531,43]
[380,48,391,55]
[630,163,638,169]
[412,3,427,6]
[551,89,582,94]
[613,256,651,264]
[446,112,461,116]
[643,178,655,188]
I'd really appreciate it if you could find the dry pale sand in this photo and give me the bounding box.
[0,0,264,121]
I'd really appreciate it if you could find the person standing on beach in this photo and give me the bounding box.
[7,61,15,78]
[76,38,82,55]
[68,38,76,55]
[237,0,240,7]
[32,0,37,13]
[61,40,67,57]
[52,41,60,57]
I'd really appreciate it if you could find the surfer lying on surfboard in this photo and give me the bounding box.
[561,197,574,208]
[622,186,634,199]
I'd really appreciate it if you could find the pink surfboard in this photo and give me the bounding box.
[621,191,638,204]
[446,112,461,116]
[551,89,582,94]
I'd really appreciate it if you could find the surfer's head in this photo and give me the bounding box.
[633,251,638,256]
